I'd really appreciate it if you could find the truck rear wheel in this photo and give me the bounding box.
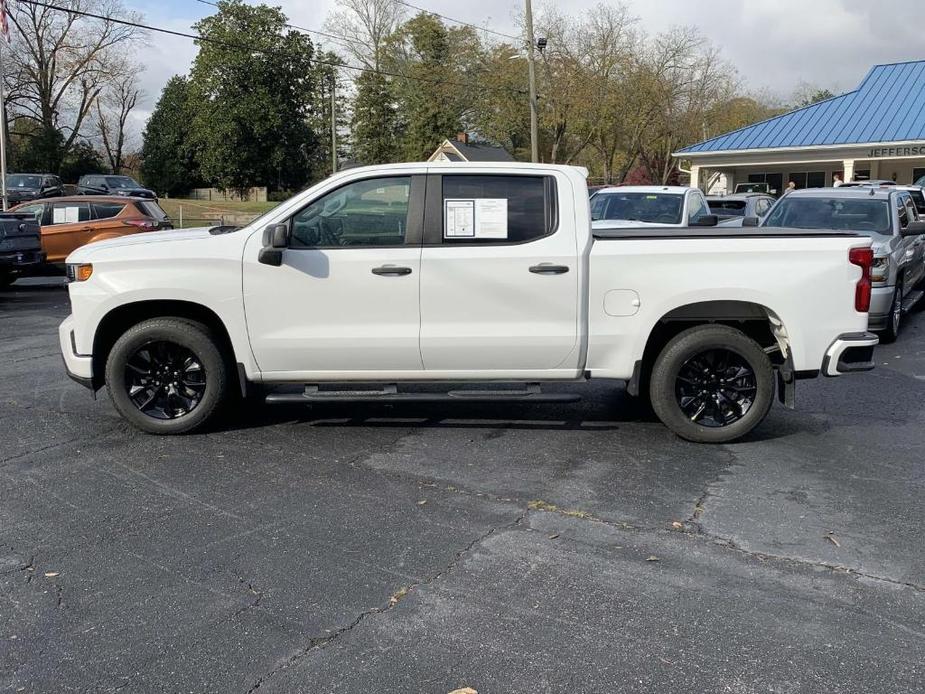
[649,325,774,444]
[105,317,229,434]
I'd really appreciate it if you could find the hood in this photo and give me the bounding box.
[592,219,677,229]
[66,226,214,262]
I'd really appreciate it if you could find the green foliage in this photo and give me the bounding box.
[140,76,202,196]
[351,69,400,164]
[59,141,106,182]
[188,0,322,193]
[8,121,64,174]
[385,13,473,161]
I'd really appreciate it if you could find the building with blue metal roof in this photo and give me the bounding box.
[674,60,925,194]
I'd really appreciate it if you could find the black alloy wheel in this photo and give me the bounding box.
[675,348,757,428]
[124,340,206,420]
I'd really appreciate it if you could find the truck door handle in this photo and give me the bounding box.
[371,265,412,276]
[529,264,569,275]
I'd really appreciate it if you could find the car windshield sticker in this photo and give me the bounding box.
[53,206,80,224]
[474,199,508,238]
[444,198,509,239]
[444,199,475,237]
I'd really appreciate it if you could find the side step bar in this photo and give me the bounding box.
[265,383,582,405]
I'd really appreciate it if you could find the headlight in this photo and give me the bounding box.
[66,263,93,282]
[870,256,889,283]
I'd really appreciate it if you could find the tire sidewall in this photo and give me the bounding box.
[105,319,227,434]
[650,327,775,444]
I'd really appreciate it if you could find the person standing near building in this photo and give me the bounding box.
[784,180,796,194]
[833,173,844,187]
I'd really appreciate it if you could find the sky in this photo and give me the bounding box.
[130,0,925,140]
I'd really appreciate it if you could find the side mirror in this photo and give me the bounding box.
[901,220,925,237]
[690,214,718,227]
[258,223,289,266]
[742,216,760,227]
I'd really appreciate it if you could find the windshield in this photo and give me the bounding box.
[591,192,684,225]
[708,200,747,215]
[7,174,42,188]
[105,176,140,189]
[735,183,766,193]
[764,197,892,234]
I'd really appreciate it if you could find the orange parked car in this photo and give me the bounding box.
[10,195,173,264]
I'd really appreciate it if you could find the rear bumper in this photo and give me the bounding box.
[0,248,44,270]
[822,332,879,377]
[59,314,95,389]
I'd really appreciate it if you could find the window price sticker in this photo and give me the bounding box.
[444,198,508,239]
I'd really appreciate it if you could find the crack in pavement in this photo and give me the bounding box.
[243,508,529,694]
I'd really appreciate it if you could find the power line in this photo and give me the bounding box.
[193,0,371,53]
[16,0,527,96]
[392,0,521,42]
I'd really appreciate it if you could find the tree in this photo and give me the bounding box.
[140,76,200,197]
[385,13,474,161]
[189,0,323,193]
[5,0,145,172]
[351,69,400,164]
[95,69,143,174]
[792,84,836,108]
[325,0,406,71]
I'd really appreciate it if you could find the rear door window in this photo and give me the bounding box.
[50,202,91,224]
[91,202,126,220]
[16,203,45,223]
[440,175,556,244]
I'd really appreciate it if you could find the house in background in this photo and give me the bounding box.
[429,132,515,163]
[676,59,925,193]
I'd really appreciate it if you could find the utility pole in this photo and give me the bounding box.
[0,39,8,211]
[330,73,337,174]
[524,0,539,163]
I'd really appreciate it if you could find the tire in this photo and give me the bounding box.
[878,283,903,344]
[105,317,229,434]
[649,325,775,444]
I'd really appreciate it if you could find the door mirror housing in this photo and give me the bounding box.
[258,223,289,266]
[689,214,718,227]
[741,216,760,227]
[900,220,925,237]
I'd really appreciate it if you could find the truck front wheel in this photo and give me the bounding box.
[649,325,774,444]
[105,317,229,434]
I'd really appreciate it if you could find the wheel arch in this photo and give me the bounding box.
[630,300,789,396]
[91,299,242,393]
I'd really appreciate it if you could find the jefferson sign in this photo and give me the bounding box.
[867,145,925,158]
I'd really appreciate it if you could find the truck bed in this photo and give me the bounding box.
[592,226,861,240]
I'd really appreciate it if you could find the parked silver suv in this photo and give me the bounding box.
[761,187,925,341]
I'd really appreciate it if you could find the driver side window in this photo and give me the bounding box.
[290,176,411,248]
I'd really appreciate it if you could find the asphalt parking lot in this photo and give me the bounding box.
[2,278,924,693]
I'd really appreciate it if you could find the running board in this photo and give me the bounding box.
[902,289,924,313]
[265,383,582,404]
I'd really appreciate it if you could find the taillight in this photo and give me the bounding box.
[849,247,873,312]
[121,219,159,231]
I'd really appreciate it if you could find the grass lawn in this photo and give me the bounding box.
[159,198,279,227]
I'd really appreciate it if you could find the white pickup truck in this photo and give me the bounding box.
[59,163,878,443]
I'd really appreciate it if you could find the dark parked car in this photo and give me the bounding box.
[77,174,156,200]
[0,212,44,288]
[707,193,776,225]
[5,173,64,204]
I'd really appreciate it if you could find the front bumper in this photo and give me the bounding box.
[59,314,95,389]
[822,332,879,377]
[867,285,895,331]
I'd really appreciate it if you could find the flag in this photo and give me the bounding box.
[0,0,9,44]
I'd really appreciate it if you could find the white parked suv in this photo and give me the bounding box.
[60,163,878,443]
